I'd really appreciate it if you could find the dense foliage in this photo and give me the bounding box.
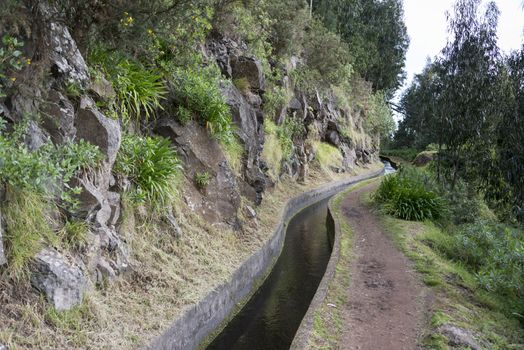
[374,167,446,221]
[0,119,101,207]
[314,0,409,94]
[393,0,524,223]
[114,134,182,205]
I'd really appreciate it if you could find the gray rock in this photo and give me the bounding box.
[89,75,116,102]
[95,257,116,281]
[340,144,357,170]
[42,90,76,144]
[95,226,130,274]
[231,56,266,92]
[75,100,121,168]
[31,248,87,310]
[220,84,266,203]
[288,97,302,111]
[439,324,482,350]
[39,3,89,85]
[155,120,242,226]
[73,176,105,217]
[244,205,256,219]
[165,208,182,238]
[326,130,340,146]
[24,121,48,151]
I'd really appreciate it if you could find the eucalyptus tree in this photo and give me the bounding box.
[437,0,501,189]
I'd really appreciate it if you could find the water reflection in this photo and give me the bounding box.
[207,199,332,350]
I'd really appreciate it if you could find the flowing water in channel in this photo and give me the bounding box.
[207,198,334,350]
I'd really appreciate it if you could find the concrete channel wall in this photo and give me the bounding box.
[144,167,384,350]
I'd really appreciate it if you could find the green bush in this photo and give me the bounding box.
[89,48,166,122]
[194,171,211,190]
[365,92,395,138]
[374,167,446,221]
[436,221,524,298]
[263,85,289,117]
[0,119,102,208]
[172,67,234,143]
[114,134,182,205]
[176,106,193,125]
[0,34,30,97]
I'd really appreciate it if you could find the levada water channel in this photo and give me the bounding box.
[206,197,335,350]
[204,162,396,349]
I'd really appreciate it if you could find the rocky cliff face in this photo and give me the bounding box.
[0,7,378,313]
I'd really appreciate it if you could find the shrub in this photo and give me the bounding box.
[365,92,395,138]
[374,167,446,221]
[380,148,419,162]
[437,221,524,298]
[221,137,244,175]
[0,119,102,208]
[263,85,289,118]
[114,134,182,205]
[301,19,353,87]
[0,34,30,97]
[176,106,193,125]
[58,220,89,251]
[172,67,234,143]
[89,48,166,123]
[194,171,212,190]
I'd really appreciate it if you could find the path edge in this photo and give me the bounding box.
[290,177,382,349]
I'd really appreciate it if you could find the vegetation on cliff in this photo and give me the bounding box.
[0,0,407,348]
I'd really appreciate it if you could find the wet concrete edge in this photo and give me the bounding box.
[143,167,384,350]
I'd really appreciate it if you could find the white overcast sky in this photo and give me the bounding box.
[400,0,524,94]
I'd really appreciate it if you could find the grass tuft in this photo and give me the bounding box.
[2,188,57,280]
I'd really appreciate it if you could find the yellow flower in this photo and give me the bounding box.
[10,77,16,82]
[26,58,31,65]
[147,29,154,35]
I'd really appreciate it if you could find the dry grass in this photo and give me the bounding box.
[0,163,383,349]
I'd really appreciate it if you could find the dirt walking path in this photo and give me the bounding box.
[339,181,426,350]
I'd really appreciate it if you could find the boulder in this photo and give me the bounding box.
[31,248,87,310]
[89,75,116,102]
[75,99,121,168]
[220,84,266,203]
[38,3,89,86]
[413,151,436,167]
[42,90,76,144]
[231,56,266,92]
[340,144,357,170]
[326,130,340,146]
[155,120,242,225]
[439,324,482,350]
[23,121,48,151]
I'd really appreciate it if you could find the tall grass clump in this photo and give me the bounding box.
[314,142,343,172]
[2,188,58,279]
[374,167,446,221]
[89,48,166,123]
[114,134,182,206]
[172,67,234,143]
